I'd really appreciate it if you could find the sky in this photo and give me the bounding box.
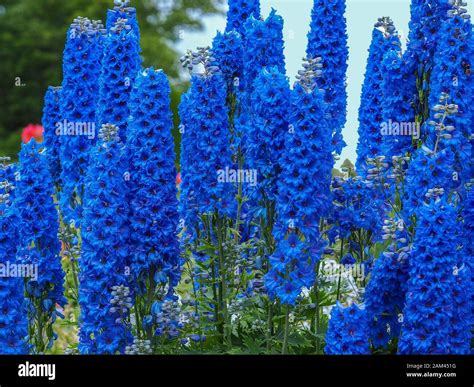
[177,0,473,166]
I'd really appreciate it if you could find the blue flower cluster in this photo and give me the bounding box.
[462,185,474,332]
[364,218,410,350]
[405,0,452,70]
[399,196,471,354]
[15,140,65,351]
[356,18,401,176]
[306,0,348,155]
[403,139,456,220]
[380,49,415,160]
[60,18,105,225]
[245,66,290,204]
[265,63,332,305]
[0,161,28,354]
[225,0,260,34]
[79,124,132,354]
[179,71,236,234]
[329,176,387,242]
[242,9,286,96]
[211,31,244,89]
[42,86,62,185]
[97,18,141,141]
[106,0,140,41]
[127,68,180,302]
[325,302,370,355]
[428,12,473,181]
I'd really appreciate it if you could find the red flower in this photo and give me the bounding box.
[21,124,44,144]
[176,172,182,186]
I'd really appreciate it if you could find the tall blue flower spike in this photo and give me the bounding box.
[242,9,286,97]
[306,0,349,155]
[364,218,410,350]
[0,159,28,354]
[265,58,331,305]
[179,48,236,237]
[97,17,142,142]
[15,141,66,353]
[403,94,459,218]
[126,68,181,336]
[325,302,370,355]
[428,3,473,183]
[42,86,62,185]
[405,0,453,70]
[399,194,471,354]
[245,66,291,205]
[79,124,132,354]
[380,49,416,160]
[356,17,401,176]
[225,0,261,35]
[106,0,140,40]
[329,176,388,242]
[60,17,105,225]
[211,30,244,90]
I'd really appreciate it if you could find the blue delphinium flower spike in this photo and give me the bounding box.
[245,66,291,205]
[306,0,349,155]
[226,0,260,34]
[356,17,401,176]
[265,58,331,305]
[364,218,410,350]
[399,195,471,354]
[60,18,105,225]
[325,302,370,355]
[79,124,132,354]
[42,86,62,185]
[0,160,28,354]
[97,18,141,141]
[126,68,181,335]
[15,140,66,353]
[179,56,236,237]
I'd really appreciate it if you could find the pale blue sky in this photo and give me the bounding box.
[177,0,473,166]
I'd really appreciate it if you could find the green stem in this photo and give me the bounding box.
[266,299,273,352]
[336,238,344,302]
[282,305,290,355]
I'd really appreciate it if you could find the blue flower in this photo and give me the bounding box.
[126,68,181,325]
[341,254,356,266]
[179,71,236,236]
[15,140,65,352]
[405,0,452,69]
[97,18,142,141]
[403,146,455,218]
[42,86,62,185]
[364,222,410,350]
[265,62,332,305]
[106,1,141,41]
[242,9,286,97]
[59,19,105,225]
[0,161,28,354]
[428,13,473,182]
[398,196,471,354]
[211,30,244,89]
[329,176,387,240]
[356,18,401,176]
[79,124,132,354]
[380,49,416,160]
[245,66,291,204]
[225,0,260,34]
[306,0,348,154]
[325,302,370,355]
